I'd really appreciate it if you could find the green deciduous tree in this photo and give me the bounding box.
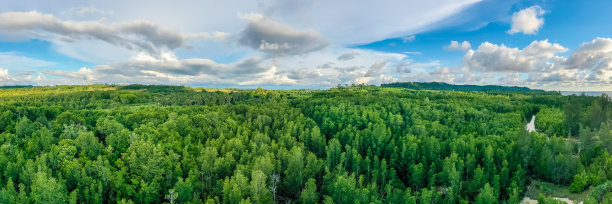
[31,171,67,204]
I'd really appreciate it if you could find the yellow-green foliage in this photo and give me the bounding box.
[536,106,567,136]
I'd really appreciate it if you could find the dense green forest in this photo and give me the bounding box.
[0,84,611,203]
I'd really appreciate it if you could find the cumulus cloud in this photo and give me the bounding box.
[351,74,397,85]
[0,67,48,85]
[0,68,14,81]
[557,38,612,83]
[463,39,567,72]
[0,11,228,56]
[563,38,612,70]
[46,67,98,81]
[238,13,330,56]
[397,65,492,85]
[527,69,579,83]
[445,40,471,52]
[458,37,612,88]
[498,72,522,85]
[507,6,546,35]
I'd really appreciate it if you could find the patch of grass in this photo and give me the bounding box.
[525,180,590,202]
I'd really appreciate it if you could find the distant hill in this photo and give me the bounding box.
[0,85,33,89]
[381,82,546,92]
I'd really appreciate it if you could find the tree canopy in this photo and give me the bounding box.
[0,84,610,203]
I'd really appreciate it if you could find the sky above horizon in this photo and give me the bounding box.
[0,0,611,91]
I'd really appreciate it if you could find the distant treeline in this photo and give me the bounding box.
[0,84,192,92]
[118,84,193,93]
[0,85,33,89]
[382,82,546,92]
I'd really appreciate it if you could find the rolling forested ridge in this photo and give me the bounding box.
[0,84,611,204]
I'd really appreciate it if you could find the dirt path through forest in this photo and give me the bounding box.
[526,115,536,132]
[521,115,583,204]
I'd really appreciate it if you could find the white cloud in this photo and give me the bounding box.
[507,6,546,35]
[463,39,567,72]
[351,74,397,85]
[0,1,487,88]
[41,45,411,88]
[24,37,612,90]
[0,7,422,88]
[0,68,14,81]
[445,40,471,52]
[0,11,229,57]
[559,38,612,83]
[395,60,441,73]
[364,61,388,77]
[458,37,612,89]
[498,72,523,85]
[45,53,271,84]
[563,37,612,70]
[454,67,491,84]
[0,67,51,85]
[411,66,491,85]
[400,67,448,84]
[238,66,296,85]
[238,13,330,56]
[429,67,458,82]
[527,68,579,83]
[252,45,407,87]
[47,67,98,81]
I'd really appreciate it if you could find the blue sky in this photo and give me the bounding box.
[0,0,611,90]
[360,0,612,60]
